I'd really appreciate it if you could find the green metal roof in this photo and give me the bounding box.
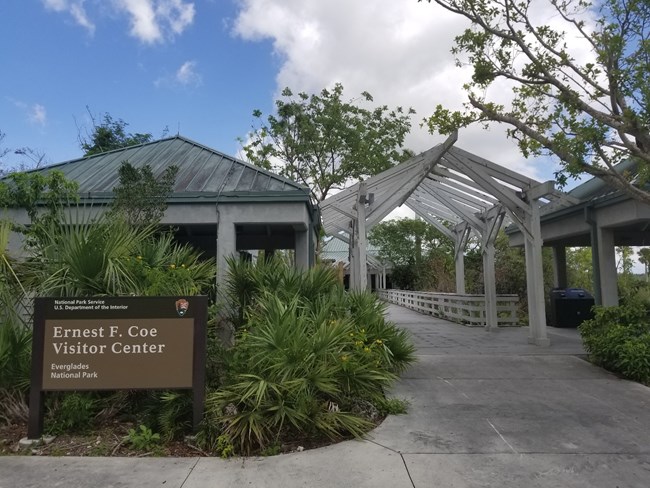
[322,236,381,254]
[30,135,311,202]
[320,237,386,270]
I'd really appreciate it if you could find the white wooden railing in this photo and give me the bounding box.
[377,289,520,327]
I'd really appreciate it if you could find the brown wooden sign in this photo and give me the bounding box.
[28,296,207,439]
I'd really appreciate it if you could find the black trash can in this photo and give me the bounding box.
[548,288,595,328]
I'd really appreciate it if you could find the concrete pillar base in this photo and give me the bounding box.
[528,336,551,347]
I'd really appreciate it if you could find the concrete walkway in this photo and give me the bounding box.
[2,304,650,487]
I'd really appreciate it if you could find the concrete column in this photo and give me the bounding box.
[483,242,497,330]
[524,202,550,346]
[588,209,603,305]
[357,189,368,292]
[214,207,241,346]
[454,228,468,294]
[595,227,618,306]
[455,248,466,294]
[350,182,368,291]
[552,245,568,289]
[308,224,315,267]
[295,230,309,271]
[216,216,236,299]
[348,233,357,289]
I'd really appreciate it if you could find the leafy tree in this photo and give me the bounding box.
[638,247,650,279]
[79,111,153,156]
[369,218,452,267]
[12,147,47,169]
[0,171,79,229]
[465,231,554,311]
[240,83,414,202]
[615,244,640,301]
[567,247,593,290]
[110,161,178,227]
[369,218,453,289]
[422,0,650,203]
[0,130,9,167]
[617,245,635,275]
[0,130,48,173]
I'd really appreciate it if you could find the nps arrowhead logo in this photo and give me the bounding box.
[175,299,189,317]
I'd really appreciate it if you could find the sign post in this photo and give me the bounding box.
[28,296,207,439]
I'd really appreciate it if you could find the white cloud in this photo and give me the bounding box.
[154,60,202,88]
[29,104,48,126]
[43,0,195,42]
[113,0,195,43]
[8,99,47,127]
[114,0,161,42]
[43,0,68,10]
[232,0,579,182]
[157,0,195,35]
[43,0,96,35]
[175,60,202,86]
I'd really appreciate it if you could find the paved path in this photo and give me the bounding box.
[2,304,649,487]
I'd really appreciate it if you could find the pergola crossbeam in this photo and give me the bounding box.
[427,173,499,206]
[418,183,485,230]
[412,187,476,220]
[408,193,463,223]
[421,179,493,213]
[408,203,455,240]
[448,147,539,189]
[364,133,458,229]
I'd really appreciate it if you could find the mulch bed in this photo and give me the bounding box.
[0,420,363,457]
[0,421,202,457]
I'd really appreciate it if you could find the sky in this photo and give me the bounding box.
[0,0,567,181]
[2,0,646,274]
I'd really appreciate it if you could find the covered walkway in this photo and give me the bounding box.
[3,305,649,487]
[389,302,584,355]
[319,134,578,346]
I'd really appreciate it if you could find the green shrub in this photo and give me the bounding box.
[144,391,192,442]
[24,213,215,298]
[0,323,31,393]
[206,294,377,453]
[375,397,410,416]
[224,257,342,328]
[215,434,235,458]
[260,443,281,456]
[579,302,650,384]
[614,337,650,382]
[47,392,101,434]
[125,424,161,451]
[194,411,228,454]
[127,232,216,296]
[0,389,29,425]
[201,258,416,454]
[0,219,32,423]
[24,213,152,296]
[0,322,32,425]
